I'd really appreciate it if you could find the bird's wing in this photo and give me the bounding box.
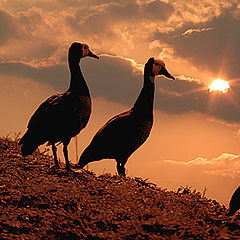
[27,92,72,129]
[88,110,136,152]
[94,110,133,138]
[82,109,152,160]
[80,110,134,159]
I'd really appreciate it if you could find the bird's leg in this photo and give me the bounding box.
[117,162,126,177]
[63,139,71,171]
[52,144,59,168]
[116,158,127,177]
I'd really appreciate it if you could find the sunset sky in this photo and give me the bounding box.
[1,0,240,204]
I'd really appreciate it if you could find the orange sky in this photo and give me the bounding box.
[0,0,240,204]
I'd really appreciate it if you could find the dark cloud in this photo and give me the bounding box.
[65,1,173,35]
[0,56,141,105]
[155,78,208,114]
[154,12,240,80]
[0,9,18,44]
[143,1,174,21]
[85,56,240,124]
[0,0,112,12]
[0,61,68,90]
[1,55,240,123]
[82,56,142,106]
[156,77,240,123]
[0,8,58,60]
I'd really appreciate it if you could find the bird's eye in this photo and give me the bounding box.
[154,62,159,66]
[84,46,87,49]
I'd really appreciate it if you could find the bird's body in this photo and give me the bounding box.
[81,110,153,163]
[227,186,240,216]
[19,42,98,170]
[73,57,174,175]
[20,92,91,154]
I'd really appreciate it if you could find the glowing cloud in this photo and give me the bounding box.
[181,27,213,36]
[164,153,240,177]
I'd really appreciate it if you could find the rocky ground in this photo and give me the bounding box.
[1,137,240,239]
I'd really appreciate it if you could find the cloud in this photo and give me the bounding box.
[62,1,174,57]
[1,54,240,124]
[0,0,238,78]
[176,75,200,83]
[0,60,68,90]
[168,0,237,24]
[0,0,83,12]
[181,27,213,36]
[158,78,240,123]
[0,9,19,44]
[0,8,59,60]
[0,55,143,107]
[154,11,240,80]
[164,153,240,177]
[67,1,174,30]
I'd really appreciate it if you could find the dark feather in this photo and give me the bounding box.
[75,57,174,175]
[19,42,98,169]
[227,186,240,216]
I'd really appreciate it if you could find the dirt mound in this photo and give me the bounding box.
[1,137,240,239]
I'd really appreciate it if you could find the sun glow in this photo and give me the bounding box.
[209,79,230,93]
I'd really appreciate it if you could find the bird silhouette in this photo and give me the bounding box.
[72,57,174,176]
[227,186,240,216]
[19,42,99,170]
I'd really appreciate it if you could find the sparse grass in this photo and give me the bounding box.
[1,137,240,239]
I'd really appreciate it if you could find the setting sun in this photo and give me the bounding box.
[209,79,230,93]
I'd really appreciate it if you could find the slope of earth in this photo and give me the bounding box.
[0,137,240,239]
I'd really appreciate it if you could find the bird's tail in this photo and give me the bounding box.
[19,130,43,156]
[226,208,236,216]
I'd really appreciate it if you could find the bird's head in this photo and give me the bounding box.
[69,42,99,62]
[145,57,175,80]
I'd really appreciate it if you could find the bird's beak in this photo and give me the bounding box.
[159,67,175,80]
[88,50,99,59]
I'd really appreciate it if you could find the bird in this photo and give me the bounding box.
[226,186,240,216]
[72,57,175,176]
[19,42,99,171]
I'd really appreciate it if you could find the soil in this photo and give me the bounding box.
[1,137,240,239]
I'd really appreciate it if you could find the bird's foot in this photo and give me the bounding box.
[53,159,60,169]
[55,163,60,169]
[117,165,126,177]
[65,163,74,172]
[119,173,126,178]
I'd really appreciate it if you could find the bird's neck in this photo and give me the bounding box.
[132,73,154,117]
[68,58,90,96]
